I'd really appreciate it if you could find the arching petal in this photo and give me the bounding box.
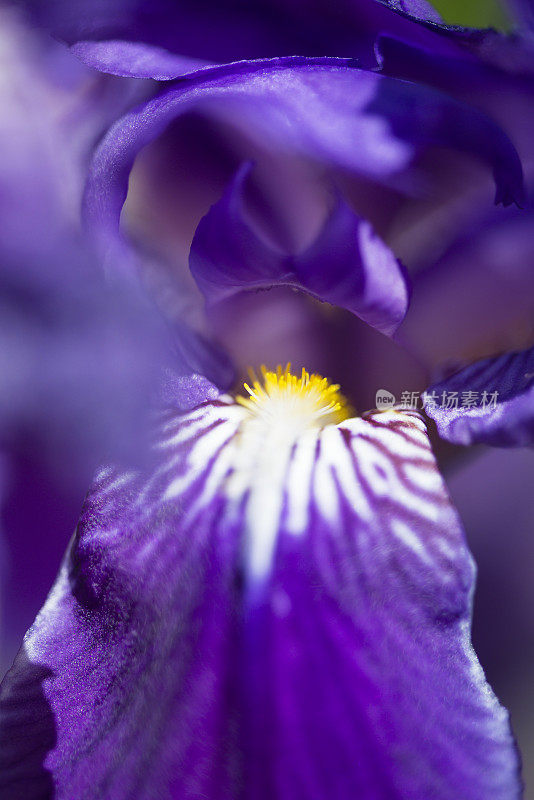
[83,57,524,257]
[190,165,408,336]
[0,399,521,799]
[424,345,534,447]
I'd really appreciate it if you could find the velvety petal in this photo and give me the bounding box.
[71,40,209,79]
[424,345,534,447]
[0,399,521,799]
[83,57,525,254]
[157,368,223,411]
[190,165,408,336]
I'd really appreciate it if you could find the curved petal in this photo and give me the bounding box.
[83,57,524,254]
[71,40,210,79]
[365,76,524,207]
[17,0,462,66]
[376,34,504,93]
[374,0,443,25]
[372,0,498,42]
[424,345,534,447]
[373,0,534,76]
[0,397,521,799]
[190,164,408,336]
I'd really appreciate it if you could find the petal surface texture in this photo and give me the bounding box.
[424,345,534,447]
[0,393,521,799]
[71,40,209,79]
[190,166,408,336]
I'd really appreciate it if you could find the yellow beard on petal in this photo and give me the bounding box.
[229,364,353,580]
[236,364,352,434]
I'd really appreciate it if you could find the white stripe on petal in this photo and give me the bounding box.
[142,400,452,587]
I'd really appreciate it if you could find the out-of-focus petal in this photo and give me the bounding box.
[365,76,524,207]
[83,57,525,257]
[376,34,501,92]
[424,345,534,447]
[0,10,174,487]
[0,396,521,799]
[190,165,408,336]
[509,0,534,31]
[71,40,209,79]
[16,0,459,66]
[373,0,534,75]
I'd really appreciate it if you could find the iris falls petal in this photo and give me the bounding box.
[424,344,534,447]
[0,369,522,799]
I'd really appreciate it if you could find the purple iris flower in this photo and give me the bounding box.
[0,1,533,798]
[0,375,523,799]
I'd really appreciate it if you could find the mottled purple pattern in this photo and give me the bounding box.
[0,401,521,799]
[425,345,534,447]
[190,165,408,336]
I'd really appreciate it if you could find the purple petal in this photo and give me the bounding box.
[424,345,534,447]
[365,77,524,208]
[83,57,525,252]
[17,0,458,67]
[376,34,502,94]
[372,0,494,39]
[374,0,443,24]
[374,0,534,76]
[0,400,521,798]
[190,165,408,336]
[158,368,223,411]
[71,40,209,79]
[509,0,534,30]
[0,14,174,489]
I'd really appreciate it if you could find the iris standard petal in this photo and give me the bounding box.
[190,164,408,336]
[0,374,521,799]
[83,56,525,255]
[424,345,534,447]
